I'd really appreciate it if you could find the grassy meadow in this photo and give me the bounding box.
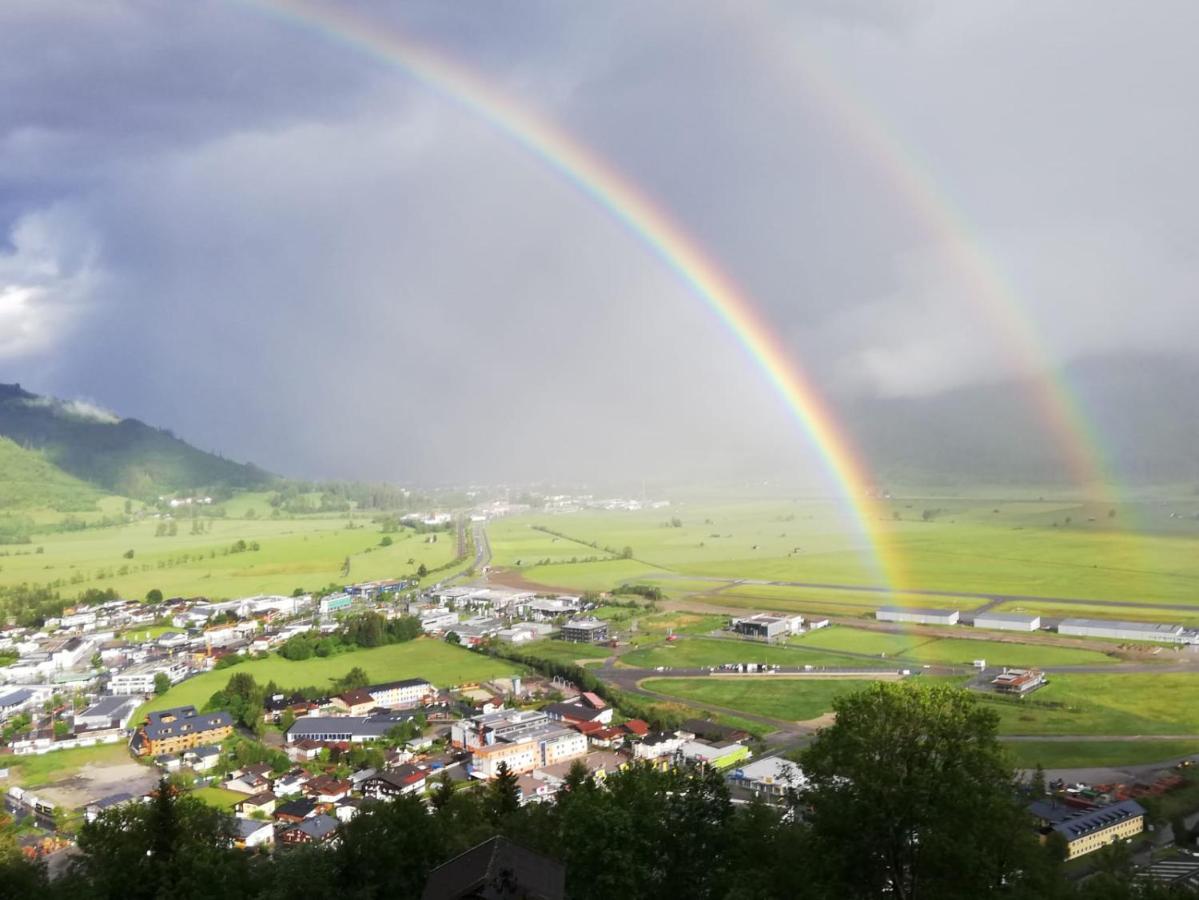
[1003,740,1199,771]
[622,637,887,671]
[137,639,520,719]
[641,677,887,722]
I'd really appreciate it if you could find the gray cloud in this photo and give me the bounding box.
[0,1,1195,484]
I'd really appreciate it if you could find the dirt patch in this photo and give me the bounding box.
[35,761,158,810]
[485,568,584,594]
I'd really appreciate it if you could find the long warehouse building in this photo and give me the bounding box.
[973,612,1041,632]
[1056,618,1185,643]
[875,607,960,627]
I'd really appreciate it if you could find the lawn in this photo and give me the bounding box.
[899,638,1118,668]
[0,742,134,788]
[192,786,246,809]
[0,515,459,600]
[137,639,521,719]
[485,520,617,568]
[793,626,926,657]
[641,677,886,722]
[519,640,613,666]
[1002,740,1199,770]
[623,637,885,671]
[984,674,1199,736]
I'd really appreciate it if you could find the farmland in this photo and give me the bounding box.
[136,639,521,719]
[792,628,1119,668]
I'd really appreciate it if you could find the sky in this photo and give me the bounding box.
[0,1,1196,485]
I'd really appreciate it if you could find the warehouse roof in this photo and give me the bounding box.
[1059,618,1182,636]
[974,613,1040,624]
[876,606,959,617]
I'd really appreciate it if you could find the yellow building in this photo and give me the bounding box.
[131,705,234,757]
[1042,800,1145,860]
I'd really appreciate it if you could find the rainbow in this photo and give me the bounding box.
[753,23,1113,494]
[231,0,905,588]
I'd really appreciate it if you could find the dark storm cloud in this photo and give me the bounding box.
[0,1,1195,483]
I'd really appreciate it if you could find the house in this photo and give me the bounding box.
[85,792,140,823]
[182,745,221,772]
[543,693,613,727]
[633,731,685,761]
[360,765,428,801]
[129,706,233,757]
[285,740,323,763]
[233,817,275,849]
[303,775,353,803]
[274,797,318,824]
[279,813,340,847]
[331,689,377,716]
[225,763,274,795]
[367,678,433,709]
[992,668,1047,695]
[272,769,311,797]
[420,836,565,900]
[235,792,277,817]
[76,695,141,731]
[622,719,649,739]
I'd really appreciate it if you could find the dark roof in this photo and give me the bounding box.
[543,701,605,722]
[235,818,271,839]
[366,765,427,789]
[681,719,748,743]
[337,688,376,706]
[369,678,432,691]
[421,836,565,900]
[1050,800,1146,840]
[291,813,340,841]
[141,706,233,741]
[274,797,317,819]
[80,695,139,718]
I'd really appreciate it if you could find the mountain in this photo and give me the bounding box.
[0,436,105,512]
[0,383,274,499]
[847,355,1199,488]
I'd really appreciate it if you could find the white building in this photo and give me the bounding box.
[730,613,804,639]
[973,612,1041,632]
[77,695,141,730]
[875,607,960,627]
[1057,618,1185,643]
[729,757,807,797]
[419,609,459,634]
[367,678,433,709]
[108,658,190,695]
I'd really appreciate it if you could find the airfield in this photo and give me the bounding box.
[480,492,1199,772]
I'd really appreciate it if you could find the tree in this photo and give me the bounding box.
[487,762,521,823]
[153,672,171,695]
[801,682,1049,900]
[621,546,634,559]
[145,588,163,604]
[123,549,135,559]
[444,631,461,645]
[379,536,393,547]
[417,563,428,579]
[1030,762,1047,799]
[333,667,370,692]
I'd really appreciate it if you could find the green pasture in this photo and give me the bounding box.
[192,786,245,810]
[641,676,886,722]
[793,626,927,657]
[0,516,457,600]
[485,520,617,568]
[1003,740,1199,770]
[622,637,885,671]
[137,639,520,719]
[513,559,667,592]
[488,497,1199,607]
[985,674,1199,736]
[519,640,612,666]
[0,742,135,788]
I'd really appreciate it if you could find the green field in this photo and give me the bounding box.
[985,674,1199,736]
[641,677,887,722]
[485,498,1199,608]
[485,520,618,568]
[623,637,885,671]
[0,515,457,599]
[899,637,1117,668]
[1003,740,1199,770]
[137,639,521,719]
[0,742,135,788]
[519,640,613,666]
[794,626,926,657]
[192,786,246,809]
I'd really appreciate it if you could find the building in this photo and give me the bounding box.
[360,765,428,801]
[368,678,433,709]
[1057,618,1185,643]
[730,613,804,639]
[1040,799,1146,860]
[991,668,1046,695]
[331,689,377,716]
[130,706,233,757]
[233,818,275,849]
[678,740,751,770]
[285,711,421,744]
[542,693,613,727]
[319,593,354,618]
[421,836,565,900]
[420,610,460,634]
[973,612,1041,632]
[279,813,340,846]
[729,757,807,798]
[108,658,189,695]
[76,695,141,730]
[561,618,609,644]
[875,607,960,627]
[469,726,588,779]
[633,731,686,761]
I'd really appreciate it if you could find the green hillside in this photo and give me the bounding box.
[0,383,273,499]
[0,436,104,511]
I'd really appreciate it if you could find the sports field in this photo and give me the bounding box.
[641,677,889,722]
[137,639,520,719]
[0,515,458,600]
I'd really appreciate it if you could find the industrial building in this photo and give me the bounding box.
[561,617,609,644]
[973,612,1041,632]
[1056,618,1185,643]
[1035,799,1146,860]
[730,613,804,640]
[875,607,960,627]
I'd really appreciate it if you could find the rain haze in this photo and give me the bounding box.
[1,0,1196,487]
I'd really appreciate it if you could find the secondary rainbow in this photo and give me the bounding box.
[232,0,904,588]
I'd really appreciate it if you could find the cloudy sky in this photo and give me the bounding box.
[0,1,1195,485]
